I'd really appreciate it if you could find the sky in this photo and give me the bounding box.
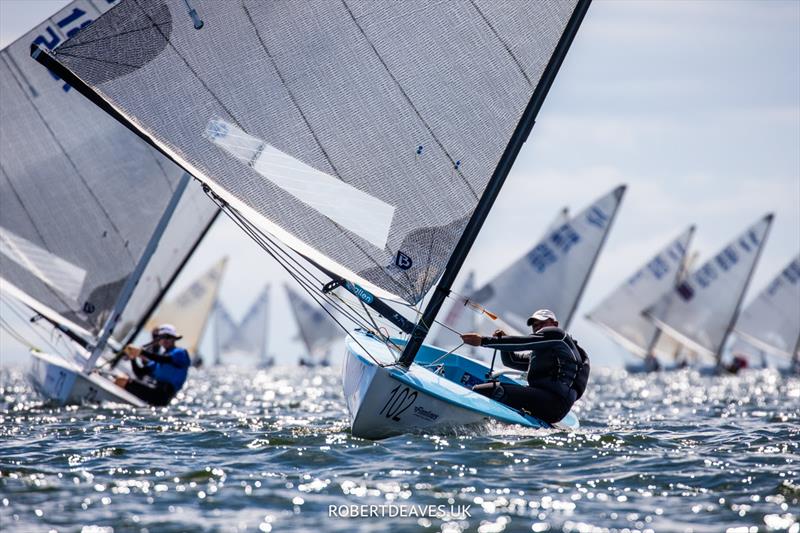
[0,0,798,369]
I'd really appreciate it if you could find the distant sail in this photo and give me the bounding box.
[213,300,238,364]
[733,254,800,359]
[645,215,773,361]
[146,258,227,355]
[0,0,217,345]
[471,186,625,333]
[587,226,694,358]
[223,285,270,363]
[431,271,477,354]
[38,0,584,307]
[285,283,340,359]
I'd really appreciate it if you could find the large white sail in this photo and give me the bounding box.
[470,186,625,333]
[38,0,585,309]
[0,0,217,347]
[285,283,341,360]
[222,285,271,364]
[645,215,773,361]
[586,226,694,358]
[146,258,227,356]
[732,254,800,359]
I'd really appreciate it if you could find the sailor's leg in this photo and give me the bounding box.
[473,381,569,423]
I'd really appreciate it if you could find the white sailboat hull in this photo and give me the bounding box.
[342,331,579,440]
[28,350,145,407]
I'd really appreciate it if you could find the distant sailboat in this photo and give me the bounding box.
[586,226,695,372]
[1,0,218,405]
[469,185,626,334]
[644,215,773,371]
[730,254,800,374]
[145,258,228,367]
[285,283,340,367]
[37,0,592,437]
[212,300,238,366]
[220,286,273,368]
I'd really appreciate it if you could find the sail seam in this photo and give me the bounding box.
[340,0,479,201]
[468,0,534,87]
[0,53,135,265]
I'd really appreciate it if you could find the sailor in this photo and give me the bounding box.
[461,309,590,424]
[114,324,191,406]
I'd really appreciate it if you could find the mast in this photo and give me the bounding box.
[715,213,773,367]
[122,208,220,346]
[398,0,592,367]
[83,173,190,372]
[563,185,625,330]
[644,225,696,357]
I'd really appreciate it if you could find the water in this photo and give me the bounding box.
[1,365,798,532]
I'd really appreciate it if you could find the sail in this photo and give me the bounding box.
[0,0,217,344]
[431,271,477,352]
[223,285,270,361]
[733,254,800,358]
[285,283,341,358]
[213,300,238,362]
[586,226,694,358]
[38,0,585,306]
[145,257,227,355]
[470,185,625,333]
[645,215,773,359]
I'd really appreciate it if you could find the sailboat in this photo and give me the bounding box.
[285,283,341,367]
[730,255,800,374]
[0,0,218,406]
[586,226,695,373]
[144,257,228,367]
[468,186,625,335]
[35,0,592,437]
[219,285,274,368]
[211,299,238,366]
[644,215,773,373]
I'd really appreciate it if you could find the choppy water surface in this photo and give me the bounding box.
[1,365,798,532]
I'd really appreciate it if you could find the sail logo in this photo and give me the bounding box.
[395,251,413,270]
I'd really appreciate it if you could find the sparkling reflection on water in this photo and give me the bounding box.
[1,365,798,532]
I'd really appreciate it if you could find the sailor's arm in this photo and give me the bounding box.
[461,332,537,371]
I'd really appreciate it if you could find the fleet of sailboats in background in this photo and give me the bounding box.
[0,0,218,405]
[645,214,774,372]
[217,285,274,368]
[284,283,339,368]
[587,226,695,373]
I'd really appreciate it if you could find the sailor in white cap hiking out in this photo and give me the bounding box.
[114,324,192,406]
[461,309,590,424]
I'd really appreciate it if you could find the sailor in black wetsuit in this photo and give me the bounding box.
[461,309,590,424]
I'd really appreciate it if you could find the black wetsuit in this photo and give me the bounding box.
[472,327,590,423]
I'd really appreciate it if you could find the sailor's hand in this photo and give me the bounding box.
[123,345,141,359]
[461,333,483,347]
[492,329,506,338]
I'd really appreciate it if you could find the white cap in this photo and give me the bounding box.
[526,309,557,325]
[157,324,182,339]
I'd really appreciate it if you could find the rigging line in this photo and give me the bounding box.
[0,54,136,264]
[340,0,478,200]
[213,199,386,365]
[0,165,76,313]
[3,298,63,355]
[0,318,39,350]
[420,342,465,370]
